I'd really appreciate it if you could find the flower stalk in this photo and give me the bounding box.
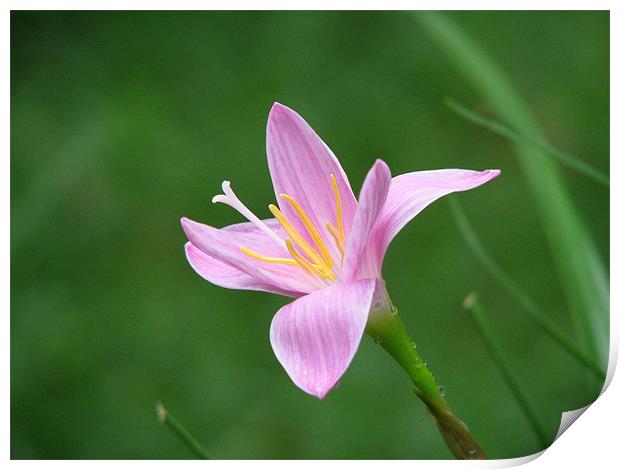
[366,283,486,459]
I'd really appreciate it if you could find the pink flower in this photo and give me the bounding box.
[181,103,500,399]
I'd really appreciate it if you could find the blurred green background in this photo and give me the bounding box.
[11,11,609,459]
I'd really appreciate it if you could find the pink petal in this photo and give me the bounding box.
[181,217,317,296]
[364,169,501,275]
[185,242,301,297]
[270,278,377,399]
[343,160,391,281]
[266,103,357,256]
[223,218,288,245]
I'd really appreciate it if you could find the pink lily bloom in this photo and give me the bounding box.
[181,103,500,399]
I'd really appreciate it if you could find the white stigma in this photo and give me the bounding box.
[212,181,286,248]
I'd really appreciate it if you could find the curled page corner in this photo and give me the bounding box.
[487,404,596,468]
[490,450,544,468]
[488,346,615,467]
[553,405,591,441]
[549,345,615,448]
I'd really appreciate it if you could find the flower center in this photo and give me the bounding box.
[213,175,346,284]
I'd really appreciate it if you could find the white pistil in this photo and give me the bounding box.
[212,181,286,248]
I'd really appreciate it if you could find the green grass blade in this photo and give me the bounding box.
[445,98,609,187]
[464,293,549,448]
[156,401,210,459]
[449,198,605,381]
[415,11,609,373]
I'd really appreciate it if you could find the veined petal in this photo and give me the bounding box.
[364,169,501,275]
[185,242,300,297]
[181,217,316,297]
[223,218,287,247]
[266,103,357,254]
[270,278,377,399]
[343,160,391,280]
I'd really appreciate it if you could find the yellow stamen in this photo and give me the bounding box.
[280,193,334,268]
[269,204,327,270]
[238,175,348,282]
[330,174,344,240]
[315,265,337,281]
[241,246,329,277]
[326,222,345,259]
[240,247,298,266]
[286,240,335,281]
[327,175,347,264]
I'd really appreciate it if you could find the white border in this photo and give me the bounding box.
[1,1,616,11]
[5,3,616,467]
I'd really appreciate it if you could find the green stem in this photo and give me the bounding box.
[463,294,548,448]
[366,285,486,459]
[449,198,606,381]
[156,401,210,459]
[445,98,609,187]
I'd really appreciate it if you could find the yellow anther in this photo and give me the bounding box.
[330,174,344,240]
[315,265,337,281]
[241,246,331,280]
[240,247,298,266]
[326,222,345,260]
[269,204,328,270]
[286,240,335,281]
[280,193,334,268]
[328,175,347,264]
[238,176,347,282]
